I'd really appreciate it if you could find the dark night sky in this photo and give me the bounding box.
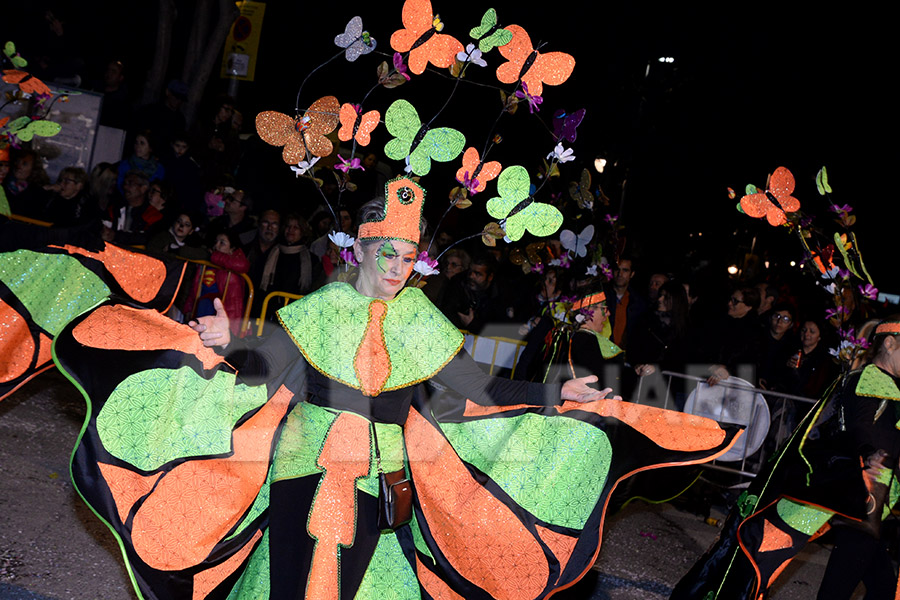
[5,2,897,284]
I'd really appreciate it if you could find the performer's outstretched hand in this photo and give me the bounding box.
[562,375,619,403]
[189,298,231,348]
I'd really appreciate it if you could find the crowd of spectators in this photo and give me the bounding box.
[0,10,888,424]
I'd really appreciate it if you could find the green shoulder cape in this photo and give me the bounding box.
[277,282,464,395]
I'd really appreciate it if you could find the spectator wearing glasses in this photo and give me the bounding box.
[204,189,255,247]
[757,303,798,391]
[41,167,96,227]
[705,286,761,385]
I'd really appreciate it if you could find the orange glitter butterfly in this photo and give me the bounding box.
[740,166,801,226]
[2,70,51,96]
[495,25,574,97]
[255,96,340,164]
[338,103,380,147]
[455,147,501,194]
[390,0,463,75]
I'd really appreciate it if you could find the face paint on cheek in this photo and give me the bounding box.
[376,241,397,273]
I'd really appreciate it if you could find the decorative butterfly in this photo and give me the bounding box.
[334,16,377,62]
[469,8,512,53]
[338,103,380,146]
[495,25,575,97]
[560,224,595,257]
[5,116,61,142]
[553,108,586,143]
[740,166,800,226]
[2,70,51,96]
[569,169,593,209]
[3,42,27,68]
[383,99,465,176]
[255,96,340,164]
[390,0,463,75]
[486,165,563,241]
[455,147,501,194]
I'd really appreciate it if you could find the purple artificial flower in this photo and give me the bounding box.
[830,203,853,214]
[339,247,358,267]
[462,171,480,195]
[514,82,543,114]
[604,214,618,226]
[413,251,439,277]
[800,215,814,228]
[335,155,364,173]
[825,306,849,320]
[600,263,613,281]
[532,263,545,274]
[859,283,878,301]
[393,52,411,81]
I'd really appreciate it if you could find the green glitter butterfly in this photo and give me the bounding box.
[469,9,512,53]
[384,99,465,176]
[486,165,563,241]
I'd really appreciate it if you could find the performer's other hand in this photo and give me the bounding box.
[562,375,619,403]
[189,298,231,348]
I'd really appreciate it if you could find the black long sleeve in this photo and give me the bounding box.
[434,350,563,406]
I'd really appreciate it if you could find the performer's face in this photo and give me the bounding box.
[355,239,417,300]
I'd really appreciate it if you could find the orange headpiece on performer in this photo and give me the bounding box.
[0,146,9,163]
[358,176,425,245]
[571,291,606,311]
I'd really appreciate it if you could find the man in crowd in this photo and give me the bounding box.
[606,257,648,353]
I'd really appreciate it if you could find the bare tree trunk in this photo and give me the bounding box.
[140,0,176,107]
[183,0,238,129]
[182,0,212,83]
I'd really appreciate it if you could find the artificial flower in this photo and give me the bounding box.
[859,283,878,301]
[328,231,355,248]
[830,203,853,214]
[604,214,618,226]
[585,264,598,277]
[393,52,411,81]
[291,156,319,176]
[546,142,575,163]
[339,247,358,267]
[457,44,487,67]
[413,251,439,276]
[600,263,613,281]
[336,155,364,173]
[514,82,542,114]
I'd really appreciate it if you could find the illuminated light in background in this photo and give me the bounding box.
[727,265,739,275]
[658,56,675,63]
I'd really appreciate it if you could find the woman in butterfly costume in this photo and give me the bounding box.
[671,319,900,600]
[52,177,740,600]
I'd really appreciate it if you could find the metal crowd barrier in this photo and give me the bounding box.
[634,370,817,478]
[256,291,303,336]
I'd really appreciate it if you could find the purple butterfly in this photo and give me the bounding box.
[552,108,586,143]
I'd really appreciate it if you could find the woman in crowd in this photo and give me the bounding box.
[258,212,322,297]
[116,130,165,193]
[785,318,837,400]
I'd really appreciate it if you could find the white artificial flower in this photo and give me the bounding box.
[585,264,598,276]
[413,260,440,276]
[291,156,320,176]
[457,44,487,67]
[328,231,355,248]
[547,143,575,163]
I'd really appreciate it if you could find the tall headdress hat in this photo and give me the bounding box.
[357,175,425,245]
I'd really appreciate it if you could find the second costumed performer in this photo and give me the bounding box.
[57,176,742,599]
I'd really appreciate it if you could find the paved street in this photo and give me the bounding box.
[1,369,848,599]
